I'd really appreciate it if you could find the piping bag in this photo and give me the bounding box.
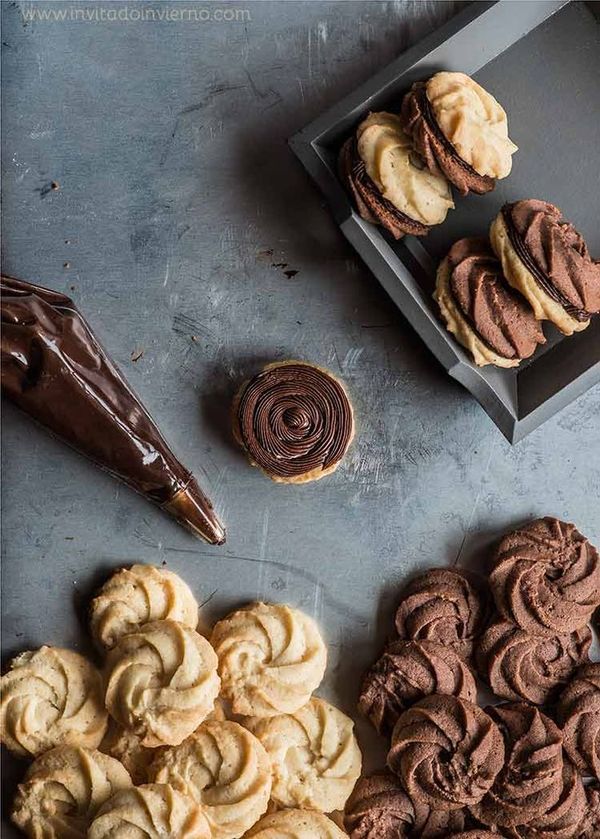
[1,275,226,545]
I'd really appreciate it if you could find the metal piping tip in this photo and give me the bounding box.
[163,479,226,546]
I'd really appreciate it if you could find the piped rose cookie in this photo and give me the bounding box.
[490,199,600,334]
[435,238,545,367]
[558,663,600,779]
[401,72,517,195]
[339,111,454,238]
[245,809,348,838]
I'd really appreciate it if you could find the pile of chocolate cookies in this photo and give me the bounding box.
[345,516,600,839]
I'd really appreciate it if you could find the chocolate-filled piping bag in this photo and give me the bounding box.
[1,275,225,545]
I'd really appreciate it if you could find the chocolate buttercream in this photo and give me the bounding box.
[400,84,494,196]
[503,200,600,321]
[236,362,353,481]
[359,639,476,737]
[394,568,491,662]
[445,238,544,360]
[504,761,587,839]
[343,773,415,839]
[490,518,600,637]
[472,703,564,829]
[558,663,600,780]
[476,618,591,705]
[1,276,225,545]
[388,695,504,810]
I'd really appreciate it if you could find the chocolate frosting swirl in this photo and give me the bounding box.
[475,618,591,705]
[343,773,415,839]
[400,83,494,196]
[445,238,544,360]
[388,695,504,810]
[359,640,477,736]
[490,518,600,636]
[503,200,600,321]
[471,703,564,828]
[558,663,600,779]
[503,760,587,839]
[236,362,353,481]
[395,568,491,662]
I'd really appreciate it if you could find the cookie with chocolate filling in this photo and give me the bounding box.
[435,238,546,367]
[490,199,600,335]
[339,111,454,239]
[401,72,517,196]
[233,361,354,484]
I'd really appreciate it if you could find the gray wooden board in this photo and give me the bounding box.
[1,2,599,834]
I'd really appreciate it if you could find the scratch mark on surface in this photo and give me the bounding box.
[342,347,364,372]
[453,440,496,566]
[259,508,270,560]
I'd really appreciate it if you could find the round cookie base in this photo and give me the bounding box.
[232,360,355,484]
[489,213,589,336]
[434,258,521,368]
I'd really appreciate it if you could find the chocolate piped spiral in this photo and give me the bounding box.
[476,618,591,705]
[388,695,504,810]
[558,663,600,779]
[471,703,564,828]
[490,518,600,636]
[359,640,477,736]
[343,773,415,839]
[235,362,354,483]
[395,568,491,662]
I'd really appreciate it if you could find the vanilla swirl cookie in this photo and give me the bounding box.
[211,602,327,717]
[90,564,199,650]
[0,646,108,758]
[343,772,415,838]
[503,761,587,839]
[394,568,490,662]
[105,620,220,747]
[490,518,600,636]
[388,695,504,810]
[245,809,348,838]
[150,720,271,839]
[359,639,476,736]
[558,663,600,779]
[471,704,564,828]
[88,784,211,838]
[233,361,354,483]
[11,746,132,838]
[245,696,362,812]
[476,618,591,705]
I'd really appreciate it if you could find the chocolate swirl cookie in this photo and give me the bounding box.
[583,783,600,839]
[394,568,491,663]
[359,639,477,736]
[234,361,354,483]
[444,833,509,839]
[490,200,600,335]
[471,704,564,828]
[435,238,545,368]
[490,518,600,636]
[503,760,587,839]
[558,663,600,779]
[343,772,415,838]
[388,695,504,810]
[475,618,591,705]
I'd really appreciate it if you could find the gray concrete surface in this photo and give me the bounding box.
[1,1,599,833]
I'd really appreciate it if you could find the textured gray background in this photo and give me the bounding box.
[1,1,599,832]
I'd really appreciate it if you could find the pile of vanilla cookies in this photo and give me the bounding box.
[0,564,361,838]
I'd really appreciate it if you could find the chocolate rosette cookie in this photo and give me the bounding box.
[359,639,476,736]
[339,111,454,239]
[435,238,545,368]
[394,568,491,663]
[444,833,509,839]
[583,783,600,839]
[388,695,504,810]
[490,200,600,335]
[401,72,517,195]
[557,663,600,779]
[490,517,600,636]
[503,760,587,839]
[413,804,467,839]
[475,618,591,705]
[471,703,564,829]
[343,772,415,839]
[233,361,354,484]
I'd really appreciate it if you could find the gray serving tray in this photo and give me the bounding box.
[290,0,600,443]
